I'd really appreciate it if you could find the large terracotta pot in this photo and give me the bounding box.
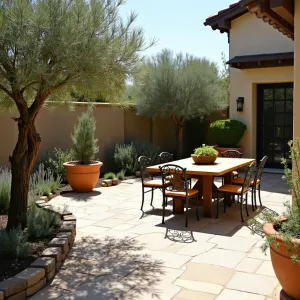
[63,161,103,193]
[263,222,300,299]
[214,146,243,157]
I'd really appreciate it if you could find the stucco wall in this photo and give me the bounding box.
[230,12,294,58]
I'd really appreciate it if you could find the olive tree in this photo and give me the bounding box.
[0,0,152,229]
[134,49,227,158]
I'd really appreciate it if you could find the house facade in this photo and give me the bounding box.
[205,0,299,169]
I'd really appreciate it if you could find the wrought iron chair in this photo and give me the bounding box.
[232,156,268,210]
[159,164,200,227]
[221,150,243,181]
[138,156,169,216]
[159,152,192,188]
[216,161,256,222]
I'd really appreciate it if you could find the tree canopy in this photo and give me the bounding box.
[134,49,227,157]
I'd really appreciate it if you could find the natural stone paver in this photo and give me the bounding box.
[45,173,287,300]
[226,272,278,296]
[216,289,265,300]
[29,286,65,299]
[235,258,263,273]
[0,278,26,297]
[174,288,216,300]
[175,279,223,295]
[15,268,45,287]
[179,263,235,285]
[191,248,246,268]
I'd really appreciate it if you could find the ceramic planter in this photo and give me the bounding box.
[191,154,217,165]
[63,161,103,193]
[263,222,300,299]
[214,146,243,157]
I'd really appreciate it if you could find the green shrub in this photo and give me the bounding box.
[30,164,62,196]
[117,170,125,180]
[44,148,75,183]
[72,107,99,164]
[0,227,29,259]
[0,167,11,210]
[114,143,135,175]
[27,205,60,241]
[104,172,116,179]
[210,119,247,147]
[193,145,218,157]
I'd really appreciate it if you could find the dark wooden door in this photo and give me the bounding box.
[257,83,293,168]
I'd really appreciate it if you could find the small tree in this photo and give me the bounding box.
[220,52,230,105]
[0,0,153,229]
[134,49,227,157]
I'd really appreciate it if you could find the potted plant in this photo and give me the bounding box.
[64,107,103,192]
[253,139,300,299]
[191,145,218,165]
[210,119,247,156]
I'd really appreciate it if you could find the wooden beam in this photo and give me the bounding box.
[270,0,294,25]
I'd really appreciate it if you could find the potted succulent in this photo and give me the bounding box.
[252,139,300,299]
[64,107,103,192]
[191,145,218,165]
[210,119,247,156]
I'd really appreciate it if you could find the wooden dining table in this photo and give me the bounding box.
[146,157,255,218]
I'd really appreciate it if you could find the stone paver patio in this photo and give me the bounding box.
[30,173,290,300]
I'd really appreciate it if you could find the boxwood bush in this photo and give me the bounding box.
[210,119,247,147]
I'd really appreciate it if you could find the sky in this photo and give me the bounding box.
[119,0,234,68]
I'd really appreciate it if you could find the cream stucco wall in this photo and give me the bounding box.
[230,12,294,58]
[229,12,294,159]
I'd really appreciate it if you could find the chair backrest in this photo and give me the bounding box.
[221,150,243,158]
[254,156,268,183]
[159,164,188,194]
[159,152,174,164]
[241,161,257,193]
[138,156,152,182]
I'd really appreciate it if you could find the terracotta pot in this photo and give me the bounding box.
[63,161,103,193]
[214,146,243,157]
[191,154,217,165]
[263,222,300,299]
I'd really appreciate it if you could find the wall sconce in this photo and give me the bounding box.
[236,97,244,112]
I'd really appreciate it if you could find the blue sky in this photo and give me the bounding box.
[119,0,234,67]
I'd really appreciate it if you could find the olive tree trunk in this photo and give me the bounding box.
[172,115,185,159]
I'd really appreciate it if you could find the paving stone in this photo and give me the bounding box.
[112,223,136,231]
[133,233,174,251]
[177,242,216,256]
[216,289,265,300]
[76,225,108,235]
[29,286,65,300]
[247,247,271,261]
[209,235,256,252]
[0,291,3,300]
[56,260,62,272]
[74,219,96,228]
[179,263,235,285]
[56,231,73,244]
[42,247,62,262]
[6,290,26,300]
[0,277,26,297]
[236,256,263,272]
[31,257,55,273]
[26,278,46,297]
[49,238,69,253]
[226,272,278,296]
[174,288,216,300]
[191,248,246,268]
[46,268,56,282]
[94,218,125,228]
[256,261,276,277]
[15,268,45,287]
[175,279,223,295]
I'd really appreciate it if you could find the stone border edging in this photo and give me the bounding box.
[0,200,76,300]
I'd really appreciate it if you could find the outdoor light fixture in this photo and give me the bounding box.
[236,97,244,112]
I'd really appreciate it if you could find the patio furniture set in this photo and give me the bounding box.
[139,151,268,226]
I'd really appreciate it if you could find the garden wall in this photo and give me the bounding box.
[0,103,227,172]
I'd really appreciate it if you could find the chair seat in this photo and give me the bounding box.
[165,189,199,198]
[218,184,248,194]
[144,179,169,187]
[232,177,261,186]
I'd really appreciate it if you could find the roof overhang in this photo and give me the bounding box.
[204,0,294,40]
[227,52,294,69]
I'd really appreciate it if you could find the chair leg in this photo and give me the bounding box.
[216,191,219,219]
[196,195,199,221]
[162,194,166,224]
[185,197,189,228]
[224,194,227,213]
[140,187,145,211]
[251,187,255,211]
[258,185,263,207]
[150,188,154,209]
[240,195,244,223]
[245,192,249,217]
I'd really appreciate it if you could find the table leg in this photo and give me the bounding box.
[173,197,185,214]
[223,171,233,206]
[202,175,213,218]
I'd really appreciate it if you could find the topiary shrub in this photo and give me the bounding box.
[210,119,247,147]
